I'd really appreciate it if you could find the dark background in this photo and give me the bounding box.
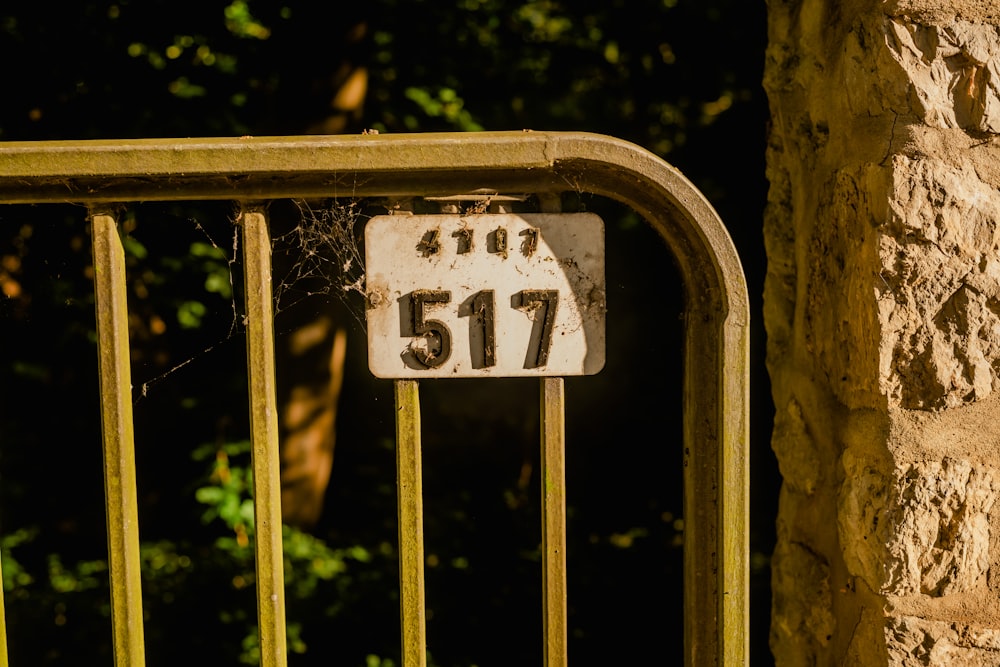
[0,1,776,664]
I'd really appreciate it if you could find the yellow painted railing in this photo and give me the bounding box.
[0,132,749,665]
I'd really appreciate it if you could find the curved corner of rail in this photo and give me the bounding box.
[539,131,749,327]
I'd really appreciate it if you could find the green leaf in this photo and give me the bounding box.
[204,270,231,298]
[195,486,224,505]
[122,235,148,259]
[177,299,206,328]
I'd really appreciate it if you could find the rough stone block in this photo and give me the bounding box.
[887,18,1000,133]
[840,455,995,596]
[770,539,836,665]
[887,615,1000,666]
[771,397,821,496]
[801,166,885,410]
[879,156,1000,409]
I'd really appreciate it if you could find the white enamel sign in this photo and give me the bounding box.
[365,213,606,378]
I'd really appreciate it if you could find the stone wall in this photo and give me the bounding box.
[764,1,1000,664]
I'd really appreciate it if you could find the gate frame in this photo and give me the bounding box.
[0,131,749,665]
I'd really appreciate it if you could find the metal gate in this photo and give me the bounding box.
[0,131,749,666]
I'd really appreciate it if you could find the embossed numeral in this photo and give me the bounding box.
[411,290,452,367]
[472,290,496,368]
[518,289,558,368]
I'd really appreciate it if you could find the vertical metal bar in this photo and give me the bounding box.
[683,385,717,667]
[540,377,568,667]
[537,193,568,667]
[0,548,8,667]
[684,311,749,665]
[239,207,288,667]
[720,317,750,666]
[394,379,427,667]
[91,211,146,667]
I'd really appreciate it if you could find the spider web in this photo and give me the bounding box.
[271,198,368,330]
[132,211,242,400]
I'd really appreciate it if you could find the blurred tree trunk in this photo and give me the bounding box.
[272,9,369,528]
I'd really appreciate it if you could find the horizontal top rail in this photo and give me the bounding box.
[0,132,555,202]
[0,131,745,318]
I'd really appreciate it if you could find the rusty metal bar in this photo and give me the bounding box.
[719,313,750,666]
[239,207,288,667]
[0,548,8,667]
[540,378,567,667]
[91,211,146,667]
[0,134,557,203]
[394,379,427,667]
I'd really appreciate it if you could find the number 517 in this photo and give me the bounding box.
[409,289,558,370]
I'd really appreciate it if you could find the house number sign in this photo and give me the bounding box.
[365,213,606,378]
